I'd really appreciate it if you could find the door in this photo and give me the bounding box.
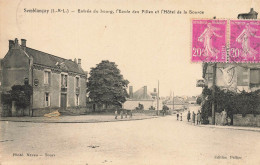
[60,94,67,110]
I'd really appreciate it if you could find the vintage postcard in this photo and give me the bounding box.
[0,0,260,165]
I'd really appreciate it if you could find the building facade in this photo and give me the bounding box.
[0,38,87,116]
[203,63,260,92]
[123,86,163,110]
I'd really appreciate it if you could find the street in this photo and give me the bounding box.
[0,114,260,165]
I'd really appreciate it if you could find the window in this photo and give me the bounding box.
[76,94,79,106]
[250,69,260,84]
[45,93,50,107]
[61,74,68,88]
[250,69,260,87]
[44,71,51,85]
[76,77,80,88]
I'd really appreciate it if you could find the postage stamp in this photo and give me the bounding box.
[191,19,227,62]
[230,20,260,62]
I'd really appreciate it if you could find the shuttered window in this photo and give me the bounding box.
[250,69,260,85]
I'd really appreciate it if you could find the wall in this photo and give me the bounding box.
[123,100,155,110]
[0,59,2,116]
[32,107,60,117]
[32,69,60,109]
[67,75,75,107]
[2,49,30,91]
[208,113,260,127]
[32,69,46,108]
[233,114,260,127]
[79,77,86,107]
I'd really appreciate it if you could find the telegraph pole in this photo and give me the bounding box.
[212,63,216,125]
[212,16,217,125]
[172,92,174,111]
[157,80,160,115]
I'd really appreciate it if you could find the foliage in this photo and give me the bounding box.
[162,105,169,110]
[1,92,12,105]
[135,103,144,110]
[87,60,129,108]
[196,96,202,105]
[149,106,155,110]
[201,86,260,120]
[1,84,33,109]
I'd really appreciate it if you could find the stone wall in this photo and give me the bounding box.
[32,107,91,117]
[233,114,260,127]
[32,68,86,109]
[32,107,60,117]
[208,113,260,127]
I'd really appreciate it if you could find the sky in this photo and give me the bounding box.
[0,0,259,97]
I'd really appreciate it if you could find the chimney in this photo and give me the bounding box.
[143,86,147,99]
[154,88,157,93]
[129,86,133,98]
[78,58,81,67]
[9,40,14,50]
[74,58,77,63]
[21,39,26,50]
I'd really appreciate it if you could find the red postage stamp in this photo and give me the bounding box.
[230,20,260,62]
[191,19,227,62]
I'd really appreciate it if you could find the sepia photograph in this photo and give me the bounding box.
[0,0,260,164]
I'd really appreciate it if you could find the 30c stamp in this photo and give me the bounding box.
[192,19,227,62]
[230,20,260,62]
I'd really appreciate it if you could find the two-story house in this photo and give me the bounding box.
[0,38,87,116]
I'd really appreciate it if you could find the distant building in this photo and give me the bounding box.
[0,38,87,116]
[237,8,258,19]
[165,97,186,110]
[123,86,162,110]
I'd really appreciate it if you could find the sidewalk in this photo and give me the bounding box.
[197,124,260,132]
[0,114,159,123]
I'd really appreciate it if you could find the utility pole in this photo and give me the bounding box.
[172,92,174,111]
[157,80,160,115]
[212,16,217,125]
[212,63,216,125]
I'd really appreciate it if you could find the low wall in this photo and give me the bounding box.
[208,113,260,127]
[132,110,158,116]
[32,107,91,117]
[233,114,260,127]
[60,107,92,116]
[32,107,59,117]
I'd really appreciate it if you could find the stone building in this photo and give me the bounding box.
[0,38,87,116]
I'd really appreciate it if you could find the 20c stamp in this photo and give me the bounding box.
[230,20,260,62]
[192,19,227,62]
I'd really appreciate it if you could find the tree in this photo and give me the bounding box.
[87,60,129,109]
[1,84,33,116]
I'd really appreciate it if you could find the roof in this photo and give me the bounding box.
[26,47,85,75]
[166,97,186,105]
[132,86,154,100]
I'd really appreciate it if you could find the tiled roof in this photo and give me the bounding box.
[132,86,153,100]
[26,47,85,75]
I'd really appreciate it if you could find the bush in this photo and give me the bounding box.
[201,87,260,121]
[1,84,32,110]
